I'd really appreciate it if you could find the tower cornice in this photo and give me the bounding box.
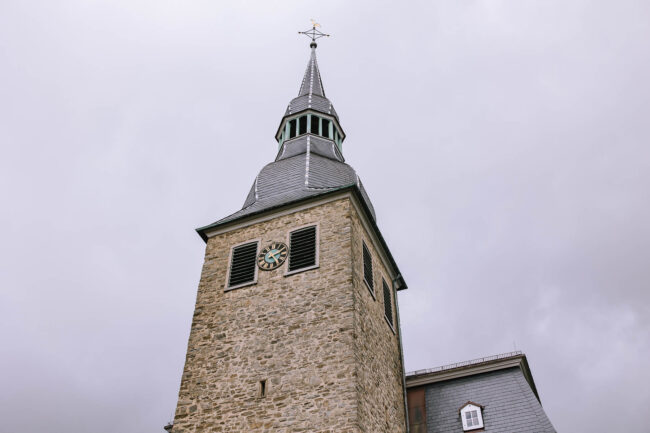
[196,187,408,291]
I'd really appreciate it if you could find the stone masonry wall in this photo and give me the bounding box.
[173,199,357,432]
[350,205,407,433]
[172,196,406,432]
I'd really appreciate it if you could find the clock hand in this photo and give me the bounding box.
[268,251,280,263]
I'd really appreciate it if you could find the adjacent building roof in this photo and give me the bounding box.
[406,352,556,433]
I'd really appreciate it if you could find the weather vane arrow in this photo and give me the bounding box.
[298,19,330,48]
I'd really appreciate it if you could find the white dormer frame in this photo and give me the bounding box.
[460,402,484,431]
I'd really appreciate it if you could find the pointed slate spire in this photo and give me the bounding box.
[285,46,338,120]
[197,30,383,241]
[298,47,326,98]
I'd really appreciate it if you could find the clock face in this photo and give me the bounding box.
[257,242,288,271]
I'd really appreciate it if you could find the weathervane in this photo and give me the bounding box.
[298,19,330,48]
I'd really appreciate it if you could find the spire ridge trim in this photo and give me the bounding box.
[297,46,326,98]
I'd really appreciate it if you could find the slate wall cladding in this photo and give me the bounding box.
[423,367,556,433]
[172,196,406,433]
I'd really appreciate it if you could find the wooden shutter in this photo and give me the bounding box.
[383,279,393,327]
[363,242,374,292]
[289,226,317,272]
[228,242,258,287]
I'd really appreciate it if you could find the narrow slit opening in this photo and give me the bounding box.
[259,380,267,398]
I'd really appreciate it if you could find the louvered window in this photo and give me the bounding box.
[363,242,374,293]
[288,226,317,272]
[227,241,258,288]
[383,279,394,328]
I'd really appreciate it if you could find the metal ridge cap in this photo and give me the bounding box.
[407,351,524,376]
[405,352,526,386]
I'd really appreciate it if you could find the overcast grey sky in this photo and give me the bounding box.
[1,1,649,432]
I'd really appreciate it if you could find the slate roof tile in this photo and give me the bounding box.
[199,135,375,230]
[422,368,555,433]
[194,46,407,290]
[286,47,339,119]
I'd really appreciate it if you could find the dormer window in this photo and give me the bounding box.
[460,402,484,431]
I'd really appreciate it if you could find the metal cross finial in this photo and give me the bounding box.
[298,20,330,48]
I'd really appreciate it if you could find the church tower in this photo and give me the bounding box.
[171,35,408,433]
